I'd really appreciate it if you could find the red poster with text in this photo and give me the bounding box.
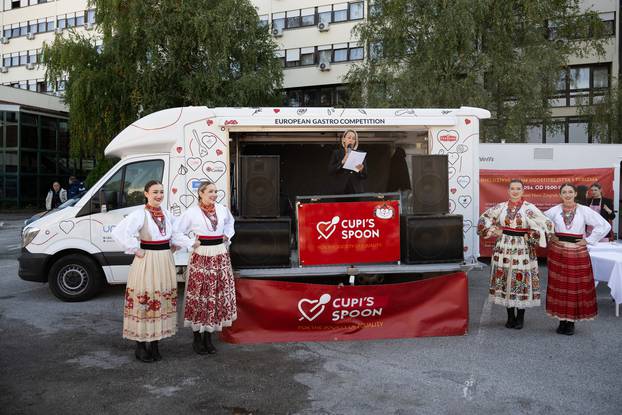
[479,168,615,256]
[297,200,400,266]
[221,272,468,344]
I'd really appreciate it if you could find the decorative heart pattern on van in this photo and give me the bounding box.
[59,220,75,234]
[200,133,218,149]
[447,152,460,165]
[457,176,471,189]
[216,149,223,156]
[187,157,202,171]
[207,119,214,126]
[171,187,178,194]
[458,195,472,208]
[465,119,471,125]
[436,129,459,151]
[456,144,469,154]
[448,199,456,213]
[463,219,473,234]
[448,166,456,179]
[216,190,226,203]
[179,194,194,208]
[450,188,457,194]
[202,161,226,183]
[176,146,183,154]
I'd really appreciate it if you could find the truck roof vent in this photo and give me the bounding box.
[533,147,554,160]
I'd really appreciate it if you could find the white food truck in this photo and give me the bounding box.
[18,106,490,301]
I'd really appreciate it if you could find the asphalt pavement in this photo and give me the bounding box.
[0,214,621,415]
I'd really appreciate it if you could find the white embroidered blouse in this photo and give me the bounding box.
[173,204,235,250]
[478,200,553,247]
[544,204,611,245]
[111,206,183,254]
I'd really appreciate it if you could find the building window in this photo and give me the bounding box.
[599,12,615,36]
[286,10,301,29]
[301,8,315,26]
[300,47,315,66]
[285,49,300,68]
[272,12,285,32]
[318,6,332,24]
[551,64,610,107]
[87,9,96,24]
[349,2,364,20]
[333,3,348,22]
[284,85,348,107]
[258,14,269,29]
[333,43,349,62]
[349,43,364,60]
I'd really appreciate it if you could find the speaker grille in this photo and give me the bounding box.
[240,156,280,217]
[412,155,449,214]
[401,215,463,264]
[230,218,291,268]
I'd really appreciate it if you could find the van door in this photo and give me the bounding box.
[86,157,167,282]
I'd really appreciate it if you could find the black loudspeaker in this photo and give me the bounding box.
[230,218,291,268]
[401,214,463,264]
[240,155,280,217]
[412,155,449,214]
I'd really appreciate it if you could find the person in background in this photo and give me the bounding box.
[575,185,589,205]
[45,181,67,210]
[112,180,183,362]
[328,129,367,194]
[586,182,616,241]
[174,181,236,356]
[544,183,611,336]
[67,176,86,199]
[478,179,554,330]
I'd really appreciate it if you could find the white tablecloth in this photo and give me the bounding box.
[588,242,622,316]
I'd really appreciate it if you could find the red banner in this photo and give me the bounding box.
[297,200,400,266]
[479,168,615,256]
[221,272,468,344]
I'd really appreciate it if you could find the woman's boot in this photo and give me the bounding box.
[505,307,516,328]
[135,341,154,363]
[563,321,575,335]
[150,341,162,361]
[193,331,208,355]
[514,309,525,330]
[203,332,217,354]
[556,320,567,334]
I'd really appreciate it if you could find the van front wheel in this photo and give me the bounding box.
[48,254,105,302]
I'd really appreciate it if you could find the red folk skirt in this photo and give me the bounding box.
[546,241,597,322]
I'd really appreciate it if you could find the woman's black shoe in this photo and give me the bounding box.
[505,307,516,328]
[563,322,575,335]
[556,321,567,334]
[514,309,525,330]
[203,332,217,354]
[150,341,162,361]
[135,341,154,363]
[193,331,209,355]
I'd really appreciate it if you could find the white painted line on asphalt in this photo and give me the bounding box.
[462,296,493,401]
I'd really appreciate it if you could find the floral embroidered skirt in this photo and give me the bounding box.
[183,244,237,333]
[123,250,178,341]
[546,241,597,322]
[489,234,540,308]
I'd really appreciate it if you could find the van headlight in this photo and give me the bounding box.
[22,227,40,248]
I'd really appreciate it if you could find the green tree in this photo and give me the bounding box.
[346,0,608,142]
[43,0,283,162]
[578,79,622,144]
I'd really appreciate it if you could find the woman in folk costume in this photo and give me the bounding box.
[544,183,610,336]
[174,181,236,355]
[112,180,183,363]
[478,179,554,329]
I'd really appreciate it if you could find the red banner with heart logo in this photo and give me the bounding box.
[221,272,468,344]
[297,199,400,266]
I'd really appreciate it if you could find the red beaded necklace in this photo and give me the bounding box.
[561,204,577,230]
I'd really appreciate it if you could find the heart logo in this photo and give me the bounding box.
[448,167,457,179]
[176,146,183,154]
[216,149,223,156]
[450,188,457,194]
[458,195,472,208]
[273,108,281,113]
[437,129,459,151]
[178,165,188,175]
[316,216,340,240]
[456,144,469,154]
[199,147,208,157]
[297,108,307,116]
[216,190,225,203]
[298,294,331,322]
[187,157,202,171]
[200,132,218,149]
[180,194,194,208]
[465,119,471,125]
[464,246,469,252]
[457,176,471,189]
[207,119,214,126]
[186,178,207,194]
[448,199,456,213]
[171,187,178,194]
[202,161,227,183]
[448,152,460,165]
[463,219,473,234]
[59,220,75,234]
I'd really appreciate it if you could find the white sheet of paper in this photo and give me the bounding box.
[343,150,367,172]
